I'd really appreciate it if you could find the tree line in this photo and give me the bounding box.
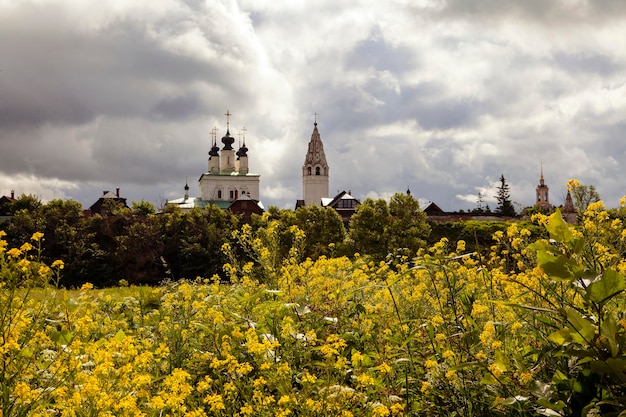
[0,193,438,287]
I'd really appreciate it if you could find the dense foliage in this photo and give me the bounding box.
[0,193,431,287]
[2,199,626,416]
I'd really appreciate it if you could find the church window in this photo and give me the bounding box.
[307,167,312,175]
[217,190,222,199]
[316,167,320,175]
[230,190,235,199]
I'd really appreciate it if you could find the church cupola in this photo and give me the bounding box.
[220,110,236,172]
[237,127,249,174]
[208,127,221,173]
[302,115,329,206]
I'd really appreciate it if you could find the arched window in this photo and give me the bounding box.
[307,167,312,175]
[315,167,320,175]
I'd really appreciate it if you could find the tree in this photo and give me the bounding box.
[348,198,391,260]
[294,205,346,259]
[387,193,431,258]
[566,179,600,214]
[348,193,431,261]
[495,175,516,216]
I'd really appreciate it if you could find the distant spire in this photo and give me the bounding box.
[184,176,189,200]
[406,187,411,196]
[314,112,318,126]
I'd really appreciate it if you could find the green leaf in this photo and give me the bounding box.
[52,329,73,345]
[530,380,554,400]
[481,373,498,385]
[294,304,311,316]
[536,251,573,280]
[601,315,619,357]
[566,308,595,345]
[548,328,571,345]
[546,209,574,243]
[21,347,33,358]
[114,329,126,342]
[587,269,625,304]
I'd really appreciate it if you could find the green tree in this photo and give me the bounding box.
[132,200,156,216]
[348,193,430,261]
[388,192,431,258]
[566,179,600,214]
[294,205,346,259]
[495,175,515,216]
[348,198,390,260]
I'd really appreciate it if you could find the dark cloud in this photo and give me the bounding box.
[1,1,625,212]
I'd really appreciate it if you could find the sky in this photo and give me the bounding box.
[1,0,625,212]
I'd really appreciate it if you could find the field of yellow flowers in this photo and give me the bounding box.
[2,202,626,416]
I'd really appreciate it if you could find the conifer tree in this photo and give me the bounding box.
[495,175,516,216]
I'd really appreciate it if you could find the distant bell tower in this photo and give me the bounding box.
[302,115,329,206]
[536,165,551,210]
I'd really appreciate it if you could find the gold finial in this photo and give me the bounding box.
[225,110,231,132]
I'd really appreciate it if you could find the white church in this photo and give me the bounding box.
[166,111,262,214]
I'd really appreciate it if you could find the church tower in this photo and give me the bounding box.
[302,117,329,206]
[536,165,551,210]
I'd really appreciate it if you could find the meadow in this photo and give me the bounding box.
[1,202,626,416]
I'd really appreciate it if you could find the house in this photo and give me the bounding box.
[322,190,360,222]
[85,188,128,217]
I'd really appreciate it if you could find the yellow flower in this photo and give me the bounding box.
[20,242,33,252]
[203,393,225,411]
[489,363,504,378]
[566,178,580,191]
[52,259,64,269]
[31,232,44,242]
[356,373,375,386]
[372,404,390,417]
[7,248,22,258]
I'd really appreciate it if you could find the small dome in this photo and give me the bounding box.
[209,143,220,157]
[237,143,248,158]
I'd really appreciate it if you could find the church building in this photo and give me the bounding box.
[199,111,260,205]
[167,111,262,214]
[300,118,329,206]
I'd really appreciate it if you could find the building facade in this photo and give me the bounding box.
[301,120,329,206]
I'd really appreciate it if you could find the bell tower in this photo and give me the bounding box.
[302,115,329,206]
[536,165,551,210]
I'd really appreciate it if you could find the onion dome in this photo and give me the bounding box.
[236,142,248,158]
[209,143,220,157]
[221,131,235,150]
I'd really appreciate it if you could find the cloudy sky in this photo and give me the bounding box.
[1,0,625,212]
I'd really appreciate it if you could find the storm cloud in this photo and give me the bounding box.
[1,0,625,211]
